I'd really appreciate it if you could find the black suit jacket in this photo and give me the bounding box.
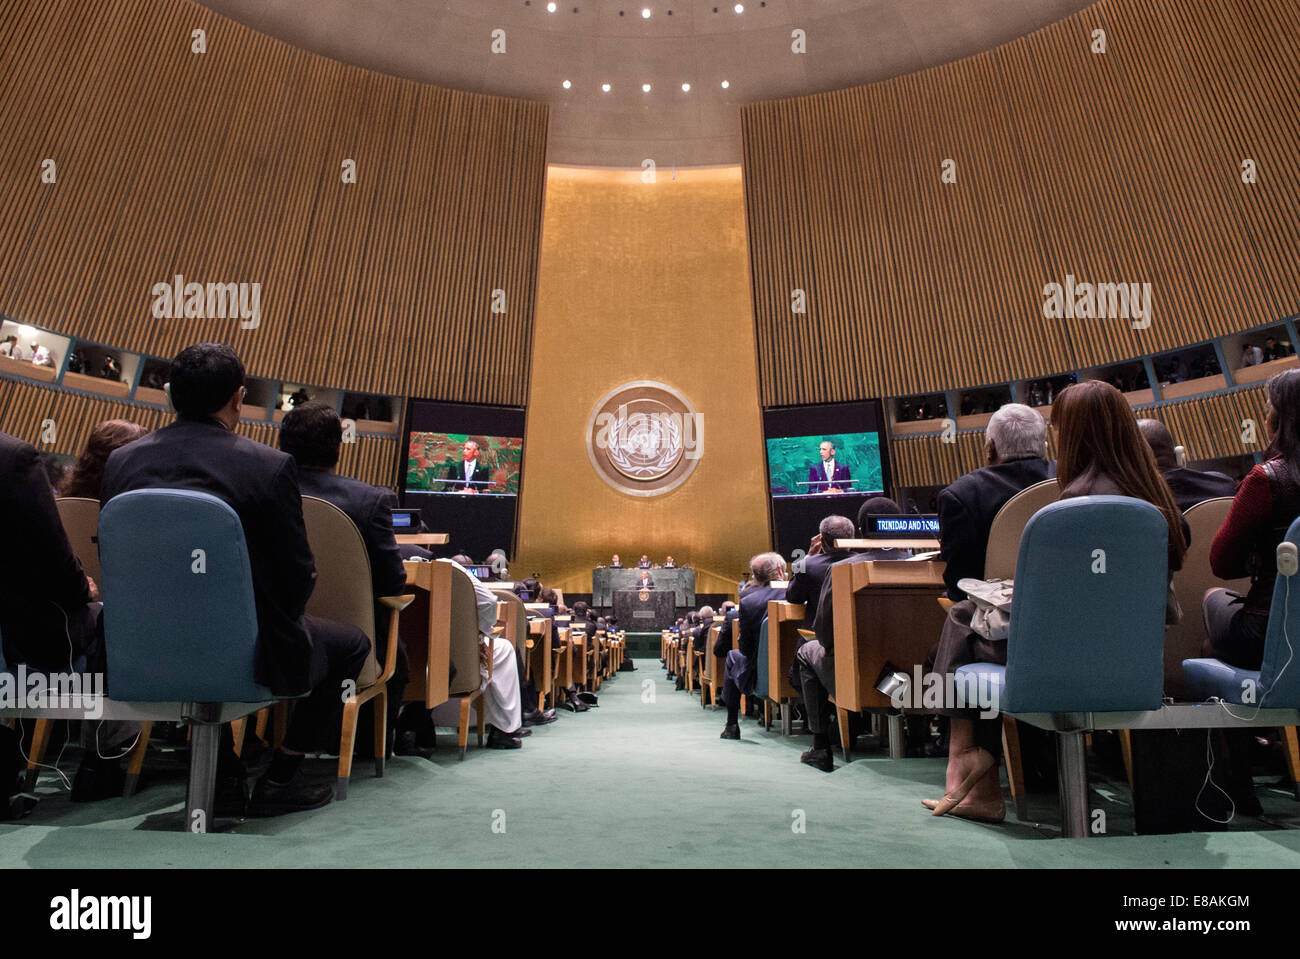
[937,456,1053,600]
[443,459,491,491]
[784,550,848,628]
[1162,467,1238,513]
[298,469,408,638]
[715,584,786,661]
[0,432,93,668]
[636,574,655,589]
[101,418,317,696]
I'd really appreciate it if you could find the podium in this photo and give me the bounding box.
[612,588,675,631]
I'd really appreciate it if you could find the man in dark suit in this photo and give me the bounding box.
[785,515,855,628]
[0,431,102,816]
[101,344,369,816]
[1137,419,1238,511]
[716,553,787,740]
[279,403,412,749]
[0,432,99,671]
[443,440,491,492]
[609,554,623,568]
[635,569,655,589]
[636,554,651,568]
[807,440,852,494]
[937,404,1053,601]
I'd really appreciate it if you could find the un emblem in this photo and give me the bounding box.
[587,381,702,497]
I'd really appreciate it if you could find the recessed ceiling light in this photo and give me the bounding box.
[562,79,571,89]
[642,83,652,93]
[734,3,744,12]
[681,82,691,92]
[547,1,557,11]
[642,7,651,18]
[721,80,730,88]
[601,82,611,92]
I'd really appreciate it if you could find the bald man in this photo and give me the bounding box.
[1137,419,1237,512]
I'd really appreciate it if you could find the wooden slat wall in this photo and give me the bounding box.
[742,0,1300,407]
[890,387,1268,488]
[0,376,398,489]
[0,0,548,405]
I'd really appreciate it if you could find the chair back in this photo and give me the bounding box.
[55,497,102,585]
[438,560,484,696]
[492,588,528,651]
[1165,497,1243,698]
[984,479,1059,580]
[1257,516,1300,708]
[300,496,380,688]
[1004,496,1167,713]
[98,489,271,702]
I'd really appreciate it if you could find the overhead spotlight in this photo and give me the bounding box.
[641,7,651,18]
[720,79,730,88]
[601,82,611,92]
[734,3,743,12]
[681,82,691,92]
[562,79,571,89]
[642,83,652,93]
[547,1,557,10]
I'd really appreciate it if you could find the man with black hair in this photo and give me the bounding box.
[785,514,855,629]
[280,403,412,753]
[101,344,369,816]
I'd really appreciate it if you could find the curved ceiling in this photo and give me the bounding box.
[198,0,1094,167]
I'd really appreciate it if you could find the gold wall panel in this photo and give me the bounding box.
[515,167,770,596]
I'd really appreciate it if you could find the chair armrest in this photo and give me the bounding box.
[379,594,416,612]
[376,593,417,683]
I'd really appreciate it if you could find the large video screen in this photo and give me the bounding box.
[765,432,884,498]
[399,400,527,562]
[761,401,892,559]
[406,432,522,495]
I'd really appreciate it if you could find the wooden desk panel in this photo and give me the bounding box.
[831,560,948,713]
[401,560,451,708]
[767,600,806,703]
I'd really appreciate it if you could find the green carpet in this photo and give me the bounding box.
[4,660,1300,868]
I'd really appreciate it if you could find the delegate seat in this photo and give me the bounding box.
[955,497,1168,837]
[13,489,281,832]
[300,496,413,798]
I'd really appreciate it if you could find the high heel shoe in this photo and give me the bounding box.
[925,748,1001,819]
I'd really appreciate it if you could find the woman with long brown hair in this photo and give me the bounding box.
[926,380,1185,822]
[58,419,148,499]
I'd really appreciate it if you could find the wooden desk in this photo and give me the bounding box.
[400,560,451,709]
[396,533,449,546]
[766,601,806,733]
[830,559,949,760]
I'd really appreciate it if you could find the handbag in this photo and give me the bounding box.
[958,577,1014,641]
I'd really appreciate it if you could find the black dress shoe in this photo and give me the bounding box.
[577,691,598,706]
[248,772,333,817]
[394,731,437,757]
[510,727,532,738]
[71,757,126,803]
[523,708,557,727]
[486,727,522,750]
[800,747,834,772]
[559,698,590,713]
[720,724,740,740]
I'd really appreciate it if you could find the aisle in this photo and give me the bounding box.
[4,660,1300,868]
